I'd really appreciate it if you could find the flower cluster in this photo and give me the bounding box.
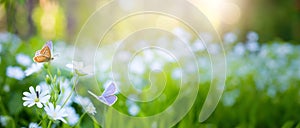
[1,30,299,127]
[17,41,105,127]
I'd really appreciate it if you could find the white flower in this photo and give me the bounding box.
[247,31,259,42]
[128,103,140,116]
[3,85,10,92]
[172,68,182,80]
[74,96,92,107]
[157,51,175,62]
[129,74,146,89]
[57,79,73,106]
[44,103,68,123]
[200,32,213,43]
[0,44,2,53]
[172,27,192,43]
[22,86,50,108]
[6,66,25,80]
[24,63,43,76]
[143,50,154,63]
[276,43,293,57]
[115,51,131,64]
[222,90,239,107]
[223,32,237,44]
[0,115,8,127]
[207,43,220,55]
[39,81,49,91]
[151,122,158,128]
[74,96,96,115]
[16,53,31,67]
[65,107,79,126]
[0,33,10,43]
[246,41,259,52]
[150,61,164,71]
[28,122,41,128]
[66,61,93,76]
[233,43,245,56]
[97,60,110,72]
[86,103,96,115]
[192,39,206,52]
[267,86,276,98]
[129,57,145,75]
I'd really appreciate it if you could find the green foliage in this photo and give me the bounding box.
[1,32,300,127]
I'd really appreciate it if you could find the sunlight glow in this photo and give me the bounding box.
[191,0,241,30]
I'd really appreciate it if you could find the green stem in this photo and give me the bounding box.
[92,116,100,128]
[45,62,59,105]
[12,119,16,128]
[104,107,111,127]
[45,63,54,94]
[61,75,78,108]
[38,120,43,126]
[46,63,53,80]
[47,120,52,128]
[0,97,8,115]
[6,116,16,128]
[75,112,86,128]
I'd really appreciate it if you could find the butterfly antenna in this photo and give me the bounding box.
[88,90,100,99]
[53,53,60,57]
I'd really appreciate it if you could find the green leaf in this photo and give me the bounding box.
[8,92,23,115]
[282,121,295,128]
[295,122,300,128]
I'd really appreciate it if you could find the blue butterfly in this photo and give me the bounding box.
[88,82,118,106]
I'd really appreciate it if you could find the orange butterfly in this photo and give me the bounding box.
[33,41,54,63]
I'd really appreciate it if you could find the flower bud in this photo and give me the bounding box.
[46,75,51,85]
[57,68,61,76]
[43,63,48,69]
[57,83,61,95]
[53,75,57,83]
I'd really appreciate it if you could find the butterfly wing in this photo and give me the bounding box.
[46,41,53,56]
[99,95,118,106]
[33,55,50,63]
[35,50,41,56]
[45,41,53,52]
[40,45,51,58]
[102,82,117,96]
[88,90,118,106]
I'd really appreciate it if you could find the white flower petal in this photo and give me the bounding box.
[28,102,35,107]
[23,101,31,106]
[66,64,74,69]
[29,122,41,128]
[36,86,41,93]
[44,103,68,123]
[36,102,43,108]
[44,106,50,113]
[40,95,50,103]
[56,105,61,110]
[58,118,67,123]
[23,92,31,97]
[29,86,35,95]
[16,53,31,66]
[49,103,54,110]
[22,97,32,101]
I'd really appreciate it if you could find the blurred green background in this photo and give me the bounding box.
[0,0,299,42]
[0,0,300,128]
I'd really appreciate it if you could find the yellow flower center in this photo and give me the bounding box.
[53,112,57,118]
[34,98,39,102]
